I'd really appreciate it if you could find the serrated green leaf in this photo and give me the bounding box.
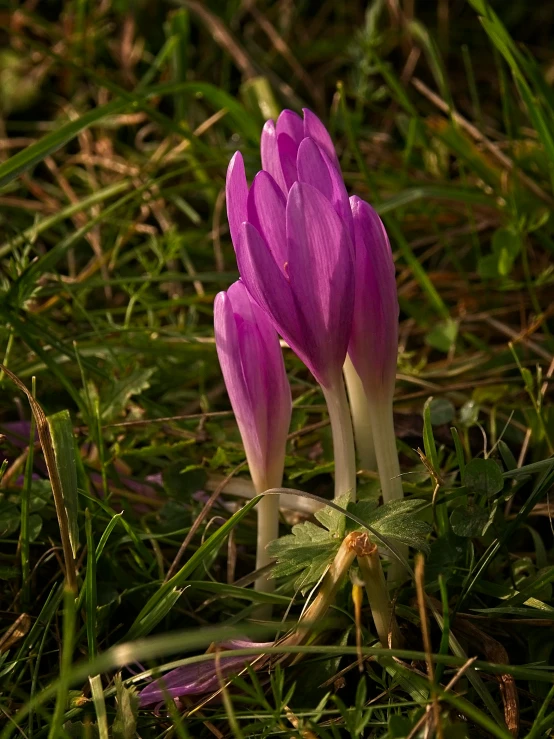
[101,368,156,422]
[314,492,350,537]
[350,498,431,553]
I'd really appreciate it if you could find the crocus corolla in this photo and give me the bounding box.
[226,109,357,500]
[348,196,398,402]
[214,280,291,591]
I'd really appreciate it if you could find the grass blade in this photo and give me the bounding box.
[47,411,79,558]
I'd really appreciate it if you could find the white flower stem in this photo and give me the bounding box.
[321,376,357,502]
[357,545,401,649]
[253,478,281,598]
[366,397,402,505]
[366,395,407,581]
[343,356,376,472]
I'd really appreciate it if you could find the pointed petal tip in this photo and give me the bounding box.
[227,149,244,172]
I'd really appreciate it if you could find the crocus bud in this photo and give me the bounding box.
[215,280,292,591]
[226,110,355,389]
[214,281,291,495]
[347,196,399,400]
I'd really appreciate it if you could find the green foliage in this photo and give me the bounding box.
[268,495,430,592]
[112,675,139,739]
[463,458,504,498]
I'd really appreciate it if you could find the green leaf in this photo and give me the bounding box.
[267,517,340,593]
[462,458,504,498]
[422,397,439,471]
[0,565,20,580]
[492,227,521,258]
[47,410,80,556]
[459,400,480,427]
[112,674,138,739]
[425,318,459,352]
[0,503,20,537]
[314,492,350,537]
[351,498,431,553]
[426,531,467,580]
[101,368,156,422]
[389,715,414,737]
[187,580,291,605]
[497,440,518,471]
[28,513,42,542]
[428,397,455,426]
[478,253,500,280]
[450,504,494,538]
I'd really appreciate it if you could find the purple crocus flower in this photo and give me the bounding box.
[138,639,271,707]
[348,196,399,400]
[347,201,403,567]
[214,280,291,496]
[226,109,354,390]
[226,109,357,501]
[214,280,291,590]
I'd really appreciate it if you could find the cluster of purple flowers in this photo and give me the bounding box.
[139,109,401,709]
[216,108,399,510]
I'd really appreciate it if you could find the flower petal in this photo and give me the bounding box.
[247,171,287,267]
[273,111,304,190]
[276,109,304,145]
[138,640,274,706]
[139,655,253,705]
[237,223,313,374]
[348,196,398,396]
[261,120,287,193]
[302,108,340,170]
[214,290,264,477]
[277,133,299,190]
[286,182,354,386]
[226,152,248,249]
[296,137,353,245]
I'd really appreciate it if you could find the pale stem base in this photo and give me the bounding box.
[365,395,407,582]
[358,548,401,648]
[366,397,402,505]
[343,356,377,472]
[321,376,357,502]
[253,479,281,600]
